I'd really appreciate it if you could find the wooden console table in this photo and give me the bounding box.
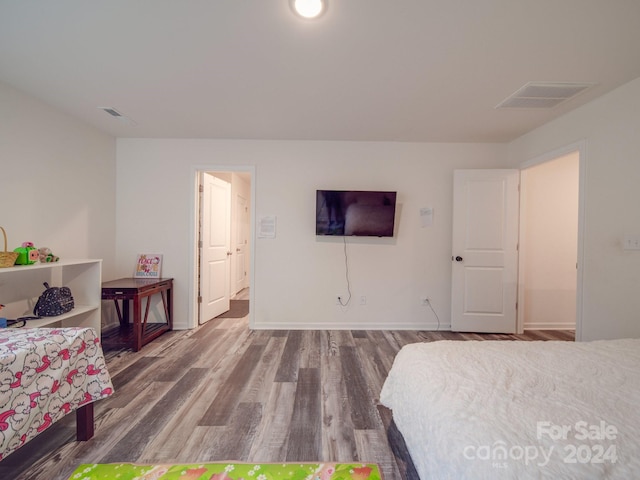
[101,277,173,352]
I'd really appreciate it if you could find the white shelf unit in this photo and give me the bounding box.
[0,259,102,333]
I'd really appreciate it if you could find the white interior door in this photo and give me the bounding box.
[234,193,249,295]
[451,169,519,333]
[199,173,231,324]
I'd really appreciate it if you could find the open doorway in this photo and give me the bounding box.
[518,147,582,335]
[193,167,254,327]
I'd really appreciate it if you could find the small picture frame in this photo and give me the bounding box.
[134,254,163,278]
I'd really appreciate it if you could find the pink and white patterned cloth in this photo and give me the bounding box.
[0,327,114,460]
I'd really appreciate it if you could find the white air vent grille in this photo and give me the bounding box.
[98,106,137,125]
[100,107,123,117]
[496,82,595,109]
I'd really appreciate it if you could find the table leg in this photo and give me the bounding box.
[133,294,142,352]
[113,299,125,327]
[160,290,173,329]
[123,298,130,324]
[142,294,152,329]
[76,403,94,441]
[168,285,173,329]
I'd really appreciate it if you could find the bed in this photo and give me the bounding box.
[379,339,640,479]
[0,327,114,460]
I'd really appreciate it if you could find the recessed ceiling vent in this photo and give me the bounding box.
[496,82,596,109]
[100,107,123,117]
[98,107,137,125]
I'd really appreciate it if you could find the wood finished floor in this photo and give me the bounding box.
[0,317,574,480]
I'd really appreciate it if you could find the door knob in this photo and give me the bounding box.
[227,251,233,256]
[455,256,463,262]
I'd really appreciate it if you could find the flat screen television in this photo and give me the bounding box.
[316,190,397,237]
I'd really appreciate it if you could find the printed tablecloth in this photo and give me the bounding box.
[0,327,114,460]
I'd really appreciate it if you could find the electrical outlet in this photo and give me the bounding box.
[359,295,367,305]
[623,235,640,250]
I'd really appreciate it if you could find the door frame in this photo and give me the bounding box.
[188,164,256,330]
[516,140,586,340]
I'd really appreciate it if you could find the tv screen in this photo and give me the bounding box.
[316,190,397,237]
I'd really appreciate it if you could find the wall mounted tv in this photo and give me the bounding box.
[316,190,397,237]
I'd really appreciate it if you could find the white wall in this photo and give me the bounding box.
[6,72,639,340]
[0,81,117,278]
[116,139,508,330]
[508,77,640,341]
[520,152,579,330]
[6,72,639,339]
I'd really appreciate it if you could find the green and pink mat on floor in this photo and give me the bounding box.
[67,462,382,480]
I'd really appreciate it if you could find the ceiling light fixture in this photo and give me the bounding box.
[290,0,326,19]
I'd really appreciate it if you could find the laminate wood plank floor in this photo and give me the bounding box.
[0,317,573,480]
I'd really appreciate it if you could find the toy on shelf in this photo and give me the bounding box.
[14,242,39,265]
[38,247,59,263]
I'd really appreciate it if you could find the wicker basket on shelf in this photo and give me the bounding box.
[0,227,18,268]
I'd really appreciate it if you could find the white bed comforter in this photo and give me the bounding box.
[379,339,640,479]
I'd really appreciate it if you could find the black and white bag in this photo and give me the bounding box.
[33,282,75,317]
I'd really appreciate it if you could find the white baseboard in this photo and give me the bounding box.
[524,322,575,330]
[251,321,450,331]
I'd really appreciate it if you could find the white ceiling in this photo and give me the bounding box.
[1,0,639,143]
